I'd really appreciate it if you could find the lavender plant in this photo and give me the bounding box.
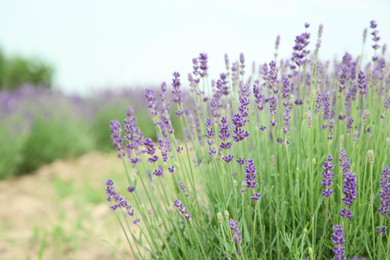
[106,21,390,259]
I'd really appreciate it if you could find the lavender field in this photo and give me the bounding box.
[1,20,389,259]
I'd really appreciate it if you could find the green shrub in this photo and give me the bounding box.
[17,113,94,174]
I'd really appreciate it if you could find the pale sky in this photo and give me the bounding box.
[0,0,389,95]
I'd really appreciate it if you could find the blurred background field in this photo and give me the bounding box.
[0,85,157,179]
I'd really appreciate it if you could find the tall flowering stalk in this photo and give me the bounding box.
[332,225,346,260]
[321,155,334,197]
[339,147,357,218]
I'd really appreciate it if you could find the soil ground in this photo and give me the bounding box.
[0,152,136,260]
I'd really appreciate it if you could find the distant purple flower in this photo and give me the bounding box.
[323,93,330,121]
[239,53,245,75]
[144,88,158,116]
[253,82,265,110]
[251,192,261,201]
[346,117,354,133]
[357,71,367,95]
[232,113,249,142]
[332,225,346,260]
[282,77,291,106]
[168,166,175,173]
[143,138,156,155]
[267,60,279,93]
[178,180,189,197]
[283,109,290,134]
[229,219,242,244]
[339,147,357,218]
[321,155,334,197]
[157,137,170,162]
[153,165,164,176]
[236,158,247,165]
[110,120,125,158]
[171,72,182,111]
[127,186,135,193]
[133,218,141,224]
[315,93,323,114]
[378,166,390,215]
[199,53,208,77]
[376,226,387,234]
[174,199,192,220]
[291,31,310,67]
[244,159,258,189]
[223,154,234,163]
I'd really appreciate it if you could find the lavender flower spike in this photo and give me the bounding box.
[378,166,390,215]
[321,155,334,197]
[244,159,258,189]
[229,219,242,244]
[174,199,192,220]
[332,225,346,260]
[105,179,139,222]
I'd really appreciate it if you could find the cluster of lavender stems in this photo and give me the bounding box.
[103,19,390,258]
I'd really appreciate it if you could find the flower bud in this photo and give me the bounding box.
[217,212,223,224]
[224,210,230,222]
[367,150,374,165]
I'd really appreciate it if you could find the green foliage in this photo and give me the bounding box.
[0,115,27,179]
[0,47,54,90]
[17,113,94,174]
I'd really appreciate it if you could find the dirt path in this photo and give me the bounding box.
[0,152,134,260]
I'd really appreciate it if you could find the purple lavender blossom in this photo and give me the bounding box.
[251,192,261,201]
[283,109,290,134]
[127,186,135,193]
[110,120,125,158]
[236,158,247,165]
[123,108,143,165]
[144,88,158,116]
[223,154,234,163]
[232,113,249,142]
[239,53,245,76]
[321,155,334,196]
[357,71,367,95]
[178,180,189,197]
[346,117,354,134]
[174,199,192,220]
[282,77,291,107]
[291,31,310,68]
[157,137,170,162]
[339,147,357,218]
[105,179,138,220]
[199,53,208,77]
[171,72,183,115]
[378,166,390,215]
[332,225,346,260]
[229,219,242,244]
[244,159,258,189]
[205,117,217,155]
[153,165,164,176]
[253,82,265,110]
[376,226,387,234]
